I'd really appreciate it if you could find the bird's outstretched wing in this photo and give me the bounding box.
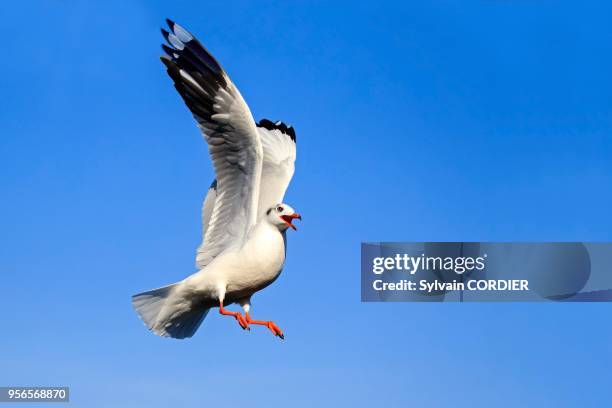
[256,119,297,219]
[160,20,263,269]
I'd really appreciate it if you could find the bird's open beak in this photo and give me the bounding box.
[281,213,302,231]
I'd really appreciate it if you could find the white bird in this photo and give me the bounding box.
[132,20,300,340]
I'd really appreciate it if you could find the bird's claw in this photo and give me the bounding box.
[267,321,284,340]
[235,314,249,330]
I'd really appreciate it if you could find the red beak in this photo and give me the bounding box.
[281,213,302,230]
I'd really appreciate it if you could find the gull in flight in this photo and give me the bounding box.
[132,20,300,340]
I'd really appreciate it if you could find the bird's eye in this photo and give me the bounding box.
[277,206,284,212]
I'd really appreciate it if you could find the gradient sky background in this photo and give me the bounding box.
[2,1,612,407]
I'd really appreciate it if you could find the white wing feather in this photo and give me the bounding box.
[196,87,263,269]
[256,125,297,219]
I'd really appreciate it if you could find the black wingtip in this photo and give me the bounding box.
[257,119,297,142]
[160,55,173,68]
[287,126,296,141]
[161,28,170,40]
[161,44,176,58]
[166,18,175,30]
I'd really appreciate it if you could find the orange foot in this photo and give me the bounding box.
[219,302,249,330]
[246,312,284,339]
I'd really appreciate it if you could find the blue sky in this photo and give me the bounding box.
[2,1,612,406]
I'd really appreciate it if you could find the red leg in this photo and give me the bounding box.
[245,312,284,339]
[219,301,249,330]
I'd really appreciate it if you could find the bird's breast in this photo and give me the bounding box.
[225,224,286,295]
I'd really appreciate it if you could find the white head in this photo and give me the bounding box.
[266,203,302,231]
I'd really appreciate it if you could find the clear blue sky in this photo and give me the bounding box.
[2,1,612,406]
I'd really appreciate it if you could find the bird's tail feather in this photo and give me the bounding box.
[132,283,209,339]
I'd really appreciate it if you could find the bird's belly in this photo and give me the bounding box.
[225,230,286,297]
[226,261,283,296]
